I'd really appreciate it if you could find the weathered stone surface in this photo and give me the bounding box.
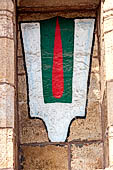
[18,57,25,75]
[0,128,14,168]
[20,145,68,170]
[68,100,102,141]
[0,84,14,127]
[18,75,27,102]
[17,30,23,57]
[108,126,113,166]
[18,102,49,144]
[0,0,14,11]
[101,88,108,138]
[104,0,113,11]
[0,38,14,84]
[0,14,13,38]
[71,142,103,170]
[104,15,113,33]
[68,69,102,141]
[107,81,113,127]
[104,136,109,168]
[18,0,100,11]
[92,33,98,57]
[104,31,113,81]
[91,57,99,73]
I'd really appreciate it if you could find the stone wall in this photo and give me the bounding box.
[1,0,113,169]
[0,0,18,169]
[17,8,104,170]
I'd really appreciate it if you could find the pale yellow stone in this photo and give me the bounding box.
[104,31,113,81]
[92,33,98,57]
[107,82,113,126]
[0,0,14,11]
[91,57,99,73]
[104,15,113,33]
[71,142,103,170]
[0,128,14,168]
[0,38,14,84]
[104,0,113,11]
[108,126,113,167]
[0,84,14,127]
[0,14,13,38]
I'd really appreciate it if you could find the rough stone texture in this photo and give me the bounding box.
[18,57,25,75]
[17,0,100,11]
[103,1,113,167]
[17,30,23,57]
[0,14,13,39]
[106,81,113,128]
[0,0,14,12]
[0,84,14,127]
[101,88,108,139]
[71,142,103,170]
[18,102,49,144]
[18,75,27,103]
[108,126,113,167]
[18,74,49,143]
[0,128,14,168]
[0,0,17,169]
[68,38,102,141]
[18,12,96,22]
[0,38,14,84]
[104,136,109,168]
[20,145,68,170]
[104,31,113,82]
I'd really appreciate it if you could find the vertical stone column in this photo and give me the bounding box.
[101,0,113,169]
[0,0,17,169]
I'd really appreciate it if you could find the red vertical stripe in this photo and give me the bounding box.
[52,17,64,98]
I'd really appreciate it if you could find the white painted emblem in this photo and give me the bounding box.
[21,19,95,142]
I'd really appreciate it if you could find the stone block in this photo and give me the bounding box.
[107,81,113,126]
[104,15,113,33]
[0,14,13,38]
[108,126,113,166]
[91,57,99,73]
[18,57,25,75]
[104,31,113,81]
[18,102,48,144]
[104,0,113,11]
[0,38,14,84]
[0,128,14,168]
[18,0,100,10]
[68,72,101,141]
[71,142,103,170]
[20,145,68,170]
[0,84,14,127]
[92,33,98,57]
[18,75,27,102]
[101,88,108,137]
[104,136,109,168]
[68,101,102,141]
[0,0,14,12]
[17,30,23,57]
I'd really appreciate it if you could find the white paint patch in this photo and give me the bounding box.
[21,19,95,142]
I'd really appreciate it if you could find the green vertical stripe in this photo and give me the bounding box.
[40,17,74,103]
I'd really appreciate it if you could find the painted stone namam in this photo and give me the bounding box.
[21,17,95,142]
